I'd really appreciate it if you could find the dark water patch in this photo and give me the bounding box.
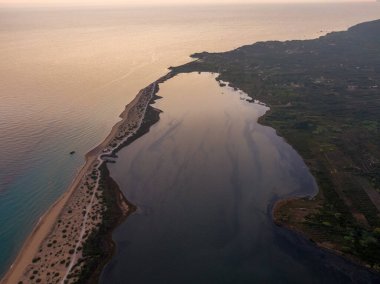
[101,73,379,283]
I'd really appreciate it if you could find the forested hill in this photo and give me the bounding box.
[171,20,380,270]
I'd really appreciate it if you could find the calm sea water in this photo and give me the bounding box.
[0,2,380,278]
[102,72,379,283]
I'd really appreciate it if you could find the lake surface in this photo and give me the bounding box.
[101,73,379,283]
[1,2,380,278]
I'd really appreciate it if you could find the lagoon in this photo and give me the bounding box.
[101,73,378,283]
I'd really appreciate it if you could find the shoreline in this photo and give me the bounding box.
[3,48,379,281]
[0,151,98,284]
[168,19,380,273]
[272,197,380,274]
[1,72,174,284]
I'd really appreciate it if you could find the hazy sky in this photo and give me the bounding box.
[0,0,374,7]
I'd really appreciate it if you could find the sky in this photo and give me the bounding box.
[0,0,374,7]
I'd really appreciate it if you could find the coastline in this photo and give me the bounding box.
[0,151,98,284]
[3,18,380,282]
[1,72,174,284]
[168,19,380,272]
[272,198,380,274]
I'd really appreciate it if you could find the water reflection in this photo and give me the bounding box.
[2,3,380,277]
[100,73,380,283]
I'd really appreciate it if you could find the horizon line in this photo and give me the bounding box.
[0,0,376,9]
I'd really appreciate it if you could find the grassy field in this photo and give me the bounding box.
[170,20,380,270]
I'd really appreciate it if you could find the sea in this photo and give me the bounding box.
[0,2,380,280]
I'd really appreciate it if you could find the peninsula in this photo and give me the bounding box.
[2,19,380,284]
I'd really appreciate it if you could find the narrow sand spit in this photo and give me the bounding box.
[1,73,173,284]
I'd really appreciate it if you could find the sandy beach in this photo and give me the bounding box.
[1,72,173,284]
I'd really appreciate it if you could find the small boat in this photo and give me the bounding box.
[69,151,76,155]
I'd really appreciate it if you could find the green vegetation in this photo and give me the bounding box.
[171,20,380,270]
[70,164,131,284]
[70,95,161,283]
